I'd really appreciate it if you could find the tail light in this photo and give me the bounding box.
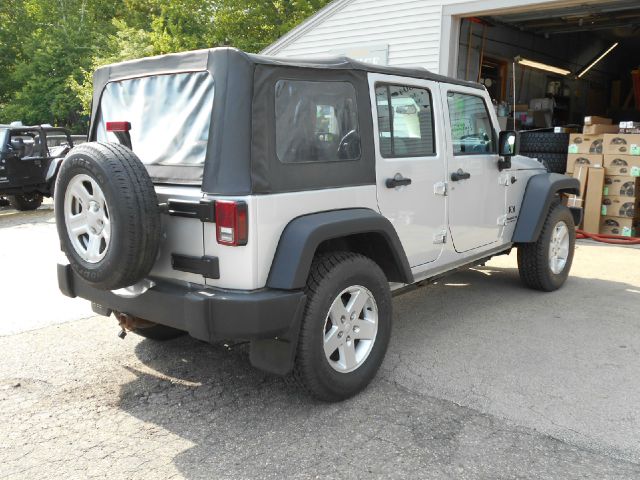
[106,121,131,132]
[215,200,248,246]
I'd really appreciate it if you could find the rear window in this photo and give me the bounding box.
[95,72,214,167]
[275,80,361,164]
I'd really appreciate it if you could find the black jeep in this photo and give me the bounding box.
[0,124,78,210]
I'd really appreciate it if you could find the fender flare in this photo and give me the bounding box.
[266,208,413,290]
[512,173,580,243]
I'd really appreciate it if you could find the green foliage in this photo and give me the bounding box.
[0,0,331,132]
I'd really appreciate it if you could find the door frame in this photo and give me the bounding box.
[439,0,598,77]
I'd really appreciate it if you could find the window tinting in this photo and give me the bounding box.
[375,84,435,157]
[446,92,495,155]
[275,80,361,163]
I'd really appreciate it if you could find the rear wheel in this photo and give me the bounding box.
[517,202,576,292]
[293,252,392,402]
[9,193,43,211]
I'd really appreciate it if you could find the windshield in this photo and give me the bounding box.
[94,72,214,173]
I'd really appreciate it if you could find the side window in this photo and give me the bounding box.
[375,84,435,158]
[275,80,361,163]
[446,92,495,155]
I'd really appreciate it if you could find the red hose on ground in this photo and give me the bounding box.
[576,229,640,245]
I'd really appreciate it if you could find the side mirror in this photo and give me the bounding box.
[498,130,518,171]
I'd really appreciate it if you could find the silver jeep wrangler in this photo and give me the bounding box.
[56,48,580,401]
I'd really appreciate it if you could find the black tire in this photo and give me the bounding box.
[519,132,570,154]
[55,142,161,290]
[132,324,185,341]
[9,193,43,211]
[520,152,567,174]
[517,202,575,292]
[293,252,392,402]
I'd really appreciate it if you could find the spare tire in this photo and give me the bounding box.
[55,142,161,290]
[519,132,570,154]
[520,151,567,174]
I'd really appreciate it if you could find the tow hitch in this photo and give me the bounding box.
[114,311,155,339]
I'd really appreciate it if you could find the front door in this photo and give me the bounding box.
[440,86,504,252]
[370,74,447,268]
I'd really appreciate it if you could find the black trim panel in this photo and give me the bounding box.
[167,199,215,222]
[58,263,306,344]
[266,208,413,290]
[171,254,220,279]
[512,173,580,243]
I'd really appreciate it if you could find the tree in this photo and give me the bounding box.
[0,0,332,131]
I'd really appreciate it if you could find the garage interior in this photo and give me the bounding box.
[457,0,640,130]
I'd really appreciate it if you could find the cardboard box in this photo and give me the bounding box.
[568,134,604,154]
[602,134,640,155]
[602,155,640,177]
[566,154,602,174]
[601,196,639,218]
[603,176,638,197]
[583,124,619,135]
[583,167,605,234]
[600,216,638,237]
[584,116,612,126]
[566,166,589,216]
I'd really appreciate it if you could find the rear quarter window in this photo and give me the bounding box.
[275,80,361,164]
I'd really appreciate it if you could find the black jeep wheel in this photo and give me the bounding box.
[519,132,570,154]
[9,193,43,211]
[517,202,576,292]
[293,252,392,402]
[520,152,568,174]
[55,142,161,290]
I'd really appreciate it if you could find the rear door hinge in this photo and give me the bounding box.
[434,181,448,196]
[166,199,215,222]
[433,228,447,244]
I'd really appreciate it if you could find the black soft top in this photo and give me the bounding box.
[90,48,484,194]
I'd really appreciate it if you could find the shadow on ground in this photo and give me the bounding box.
[118,265,640,479]
[0,205,54,228]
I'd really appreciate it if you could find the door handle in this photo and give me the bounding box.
[450,169,471,181]
[385,174,412,188]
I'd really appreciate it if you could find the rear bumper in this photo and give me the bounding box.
[57,263,306,343]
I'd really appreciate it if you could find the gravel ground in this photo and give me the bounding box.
[1,206,640,479]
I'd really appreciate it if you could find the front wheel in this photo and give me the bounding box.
[9,193,43,211]
[517,202,576,292]
[293,252,392,402]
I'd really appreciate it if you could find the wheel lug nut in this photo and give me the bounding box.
[353,326,359,333]
[338,332,343,338]
[350,313,356,321]
[347,336,351,342]
[340,316,345,324]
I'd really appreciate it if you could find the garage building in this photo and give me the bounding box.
[263,0,640,128]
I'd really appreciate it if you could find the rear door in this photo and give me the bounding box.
[440,86,504,253]
[94,72,215,285]
[369,74,447,267]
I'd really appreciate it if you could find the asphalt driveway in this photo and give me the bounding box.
[1,204,639,479]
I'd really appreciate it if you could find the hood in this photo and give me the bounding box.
[511,154,547,171]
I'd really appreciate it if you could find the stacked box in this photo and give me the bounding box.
[598,134,640,237]
[568,134,605,154]
[566,129,640,237]
[582,116,618,135]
